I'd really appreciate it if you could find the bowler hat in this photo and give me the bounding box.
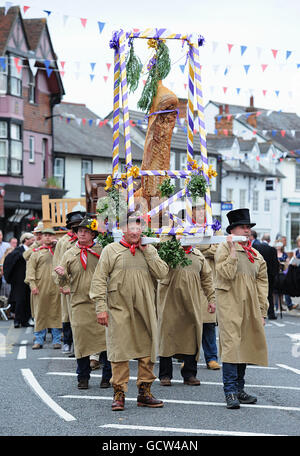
[226,208,256,234]
[66,211,86,229]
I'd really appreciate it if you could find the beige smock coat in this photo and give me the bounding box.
[158,249,215,360]
[90,243,169,364]
[25,246,62,332]
[58,242,106,359]
[215,242,269,366]
[52,233,76,324]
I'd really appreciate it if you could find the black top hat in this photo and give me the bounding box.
[226,208,256,234]
[66,211,86,229]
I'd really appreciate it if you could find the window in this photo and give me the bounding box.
[10,123,22,174]
[81,159,92,195]
[226,188,233,202]
[265,179,275,191]
[170,151,176,170]
[54,157,65,189]
[10,56,22,96]
[208,156,217,192]
[0,58,7,94]
[264,199,270,212]
[0,121,7,138]
[0,140,8,174]
[253,190,259,211]
[28,71,35,103]
[240,189,246,207]
[296,163,300,191]
[29,136,35,162]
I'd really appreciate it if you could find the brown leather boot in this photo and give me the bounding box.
[137,382,164,408]
[112,387,125,411]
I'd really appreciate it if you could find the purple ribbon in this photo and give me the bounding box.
[109,31,119,50]
[145,108,180,123]
[211,219,221,232]
[198,35,205,47]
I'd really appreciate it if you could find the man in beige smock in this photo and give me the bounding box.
[52,210,85,354]
[90,212,169,411]
[158,242,215,386]
[25,228,62,349]
[54,217,111,390]
[215,208,269,409]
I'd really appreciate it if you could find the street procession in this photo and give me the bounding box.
[1,0,300,442]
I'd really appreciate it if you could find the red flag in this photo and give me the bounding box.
[223,129,228,136]
[262,89,267,96]
[99,121,104,127]
[261,64,268,72]
[104,76,108,83]
[60,61,66,69]
[227,44,233,53]
[82,118,86,126]
[80,18,87,28]
[223,87,228,94]
[133,28,140,33]
[281,130,286,137]
[23,6,30,13]
[271,49,278,59]
[14,57,22,73]
[184,83,187,90]
[256,155,260,161]
[60,71,65,78]
[106,63,111,72]
[227,115,232,121]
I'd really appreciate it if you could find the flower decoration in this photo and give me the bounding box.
[208,165,218,179]
[128,165,140,178]
[90,220,98,231]
[105,175,113,191]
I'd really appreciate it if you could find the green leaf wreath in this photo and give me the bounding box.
[187,173,208,200]
[157,238,192,269]
[158,177,175,198]
[97,232,114,248]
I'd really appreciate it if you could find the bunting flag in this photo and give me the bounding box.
[80,18,87,28]
[106,63,111,72]
[243,64,250,74]
[23,5,30,13]
[90,62,96,72]
[262,89,267,96]
[275,90,280,97]
[236,88,240,95]
[13,57,22,73]
[261,64,268,72]
[90,74,95,81]
[223,87,228,94]
[0,57,6,71]
[28,58,38,76]
[103,76,108,83]
[227,43,234,53]
[4,2,13,14]
[240,45,247,56]
[271,49,278,59]
[179,64,185,74]
[44,60,52,77]
[286,50,292,60]
[98,21,105,33]
[43,10,52,16]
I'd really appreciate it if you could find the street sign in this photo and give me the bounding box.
[221,202,233,211]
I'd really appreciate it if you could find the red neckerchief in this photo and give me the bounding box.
[183,246,193,254]
[67,231,78,242]
[120,237,138,256]
[76,241,100,270]
[238,240,257,263]
[35,244,55,256]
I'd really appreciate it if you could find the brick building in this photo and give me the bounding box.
[0,6,65,239]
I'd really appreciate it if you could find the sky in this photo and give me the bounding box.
[3,0,300,119]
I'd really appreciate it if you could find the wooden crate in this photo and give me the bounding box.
[42,195,86,230]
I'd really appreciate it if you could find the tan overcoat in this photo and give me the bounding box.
[90,243,169,363]
[157,249,215,360]
[23,241,40,318]
[215,242,269,366]
[52,233,76,324]
[58,242,106,359]
[25,246,62,332]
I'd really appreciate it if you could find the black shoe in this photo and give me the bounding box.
[21,322,34,327]
[14,322,21,328]
[268,315,277,320]
[237,390,257,404]
[225,393,240,409]
[78,379,89,389]
[100,378,111,389]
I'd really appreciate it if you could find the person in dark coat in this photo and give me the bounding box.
[252,232,279,320]
[3,232,35,328]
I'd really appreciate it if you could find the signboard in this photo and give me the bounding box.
[221,202,233,211]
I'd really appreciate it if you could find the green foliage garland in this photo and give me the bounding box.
[137,41,171,113]
[157,238,192,269]
[158,177,175,198]
[97,232,114,248]
[126,42,142,93]
[187,173,208,200]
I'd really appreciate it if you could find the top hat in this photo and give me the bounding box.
[66,211,86,229]
[226,208,256,234]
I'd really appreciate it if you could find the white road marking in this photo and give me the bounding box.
[39,357,75,360]
[17,340,28,360]
[25,327,32,334]
[99,423,286,437]
[277,364,300,375]
[48,372,299,390]
[61,394,300,412]
[21,368,76,422]
[285,333,300,342]
[271,321,286,327]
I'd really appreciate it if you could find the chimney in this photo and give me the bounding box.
[245,96,257,129]
[215,104,233,136]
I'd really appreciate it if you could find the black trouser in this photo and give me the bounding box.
[62,322,73,345]
[267,283,276,317]
[76,351,112,381]
[14,285,31,325]
[159,355,197,380]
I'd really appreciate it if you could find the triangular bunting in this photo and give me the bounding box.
[13,57,22,74]
[227,43,233,53]
[88,119,93,126]
[261,64,268,72]
[82,119,86,126]
[90,62,96,72]
[0,57,6,71]
[80,18,87,28]
[281,130,286,137]
[240,45,247,56]
[106,63,111,72]
[103,76,108,83]
[43,10,52,16]
[133,28,140,33]
[286,50,292,60]
[90,74,95,82]
[179,64,185,74]
[271,49,278,59]
[184,83,187,90]
[97,22,105,34]
[60,61,66,69]
[236,88,241,95]
[28,59,38,76]
[297,64,300,69]
[275,90,280,97]
[223,87,228,94]
[60,71,65,78]
[262,90,267,96]
[244,65,250,74]
[44,60,53,78]
[23,5,30,13]
[4,2,13,15]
